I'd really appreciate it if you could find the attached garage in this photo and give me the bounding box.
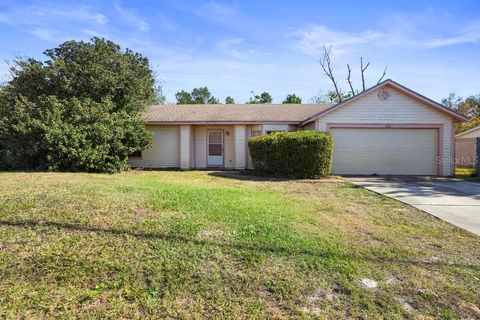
[331,127,438,175]
[302,80,469,176]
[129,126,179,168]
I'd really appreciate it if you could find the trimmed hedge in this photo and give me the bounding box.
[248,130,332,178]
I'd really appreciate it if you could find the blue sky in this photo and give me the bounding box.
[1,0,480,103]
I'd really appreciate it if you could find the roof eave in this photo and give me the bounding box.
[145,120,301,125]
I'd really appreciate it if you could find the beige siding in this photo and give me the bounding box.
[262,124,290,133]
[288,124,298,131]
[302,121,316,130]
[234,125,247,169]
[194,126,206,168]
[129,126,179,168]
[456,138,477,166]
[246,125,252,169]
[179,125,191,169]
[251,125,262,131]
[331,128,437,175]
[194,125,235,168]
[246,125,262,169]
[316,87,454,176]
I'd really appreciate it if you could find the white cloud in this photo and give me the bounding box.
[216,37,262,60]
[289,26,383,56]
[113,3,150,32]
[27,28,59,42]
[80,29,107,38]
[194,1,240,26]
[0,3,108,42]
[290,18,480,56]
[198,1,237,17]
[156,14,176,31]
[425,21,480,47]
[0,4,107,26]
[0,13,10,23]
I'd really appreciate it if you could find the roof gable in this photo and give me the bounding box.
[300,79,468,125]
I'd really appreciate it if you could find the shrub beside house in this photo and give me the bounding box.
[248,131,333,178]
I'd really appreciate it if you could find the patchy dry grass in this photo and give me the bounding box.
[0,170,479,319]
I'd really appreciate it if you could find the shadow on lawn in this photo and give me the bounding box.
[1,219,478,271]
[207,171,295,182]
[207,171,341,183]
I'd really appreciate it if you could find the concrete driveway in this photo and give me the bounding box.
[346,176,480,236]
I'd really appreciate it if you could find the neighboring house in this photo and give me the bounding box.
[130,79,467,176]
[455,125,480,167]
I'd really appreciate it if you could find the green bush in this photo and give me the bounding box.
[0,38,154,173]
[248,130,332,178]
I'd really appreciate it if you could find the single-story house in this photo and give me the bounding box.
[129,79,468,176]
[455,125,480,167]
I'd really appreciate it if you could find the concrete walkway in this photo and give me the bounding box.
[346,176,480,236]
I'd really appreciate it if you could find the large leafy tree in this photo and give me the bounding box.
[0,37,155,172]
[282,93,302,104]
[247,91,272,104]
[175,87,219,104]
[442,92,480,133]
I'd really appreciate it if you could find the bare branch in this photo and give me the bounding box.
[319,49,388,99]
[346,64,355,96]
[376,66,388,84]
[319,44,343,102]
[360,57,370,91]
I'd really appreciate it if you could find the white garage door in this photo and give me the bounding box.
[331,128,437,175]
[131,126,179,168]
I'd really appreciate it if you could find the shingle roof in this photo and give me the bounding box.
[142,103,333,124]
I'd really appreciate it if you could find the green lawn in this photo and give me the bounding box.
[0,171,479,319]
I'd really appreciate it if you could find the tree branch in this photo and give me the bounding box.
[376,66,388,84]
[360,57,370,91]
[346,64,355,96]
[319,44,343,102]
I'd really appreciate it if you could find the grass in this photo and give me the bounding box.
[455,167,479,182]
[0,171,479,319]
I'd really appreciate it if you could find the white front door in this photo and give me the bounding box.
[207,130,224,166]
